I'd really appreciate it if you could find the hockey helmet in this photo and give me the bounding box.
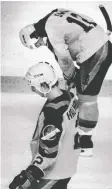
[19,24,39,49]
[25,62,58,94]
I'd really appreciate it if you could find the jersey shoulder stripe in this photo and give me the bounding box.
[45,100,69,109]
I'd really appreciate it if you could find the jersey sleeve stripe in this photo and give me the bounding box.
[39,146,58,158]
[39,140,59,153]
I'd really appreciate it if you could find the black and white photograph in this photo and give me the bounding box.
[1,1,112,189]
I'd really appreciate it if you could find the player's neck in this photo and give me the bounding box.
[46,87,63,101]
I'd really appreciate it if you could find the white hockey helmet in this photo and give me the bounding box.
[19,24,39,49]
[25,62,58,94]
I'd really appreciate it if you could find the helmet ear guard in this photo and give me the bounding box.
[40,82,51,94]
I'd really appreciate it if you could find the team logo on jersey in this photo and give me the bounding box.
[41,125,60,141]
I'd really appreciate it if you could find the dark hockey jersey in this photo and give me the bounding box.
[30,90,80,179]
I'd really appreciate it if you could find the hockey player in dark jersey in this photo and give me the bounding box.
[19,6,112,156]
[9,61,80,189]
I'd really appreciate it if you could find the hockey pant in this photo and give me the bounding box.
[75,41,112,149]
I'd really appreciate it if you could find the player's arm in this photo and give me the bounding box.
[30,107,63,171]
[45,20,75,81]
[9,108,64,189]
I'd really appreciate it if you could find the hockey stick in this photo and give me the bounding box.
[99,5,112,35]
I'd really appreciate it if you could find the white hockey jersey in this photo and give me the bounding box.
[34,8,108,87]
[30,90,80,179]
[45,9,108,78]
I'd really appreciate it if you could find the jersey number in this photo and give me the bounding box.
[33,156,43,166]
[54,10,96,32]
[67,13,96,32]
[54,10,68,17]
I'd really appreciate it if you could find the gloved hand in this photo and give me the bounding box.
[66,71,77,91]
[9,165,44,189]
[67,79,76,91]
[64,61,80,91]
[9,170,28,189]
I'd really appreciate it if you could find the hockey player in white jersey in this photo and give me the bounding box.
[9,61,80,189]
[19,7,112,156]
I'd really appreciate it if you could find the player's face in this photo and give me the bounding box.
[31,86,45,97]
[35,37,46,48]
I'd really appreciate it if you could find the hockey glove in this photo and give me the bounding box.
[63,64,79,91]
[65,73,77,91]
[9,165,44,189]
